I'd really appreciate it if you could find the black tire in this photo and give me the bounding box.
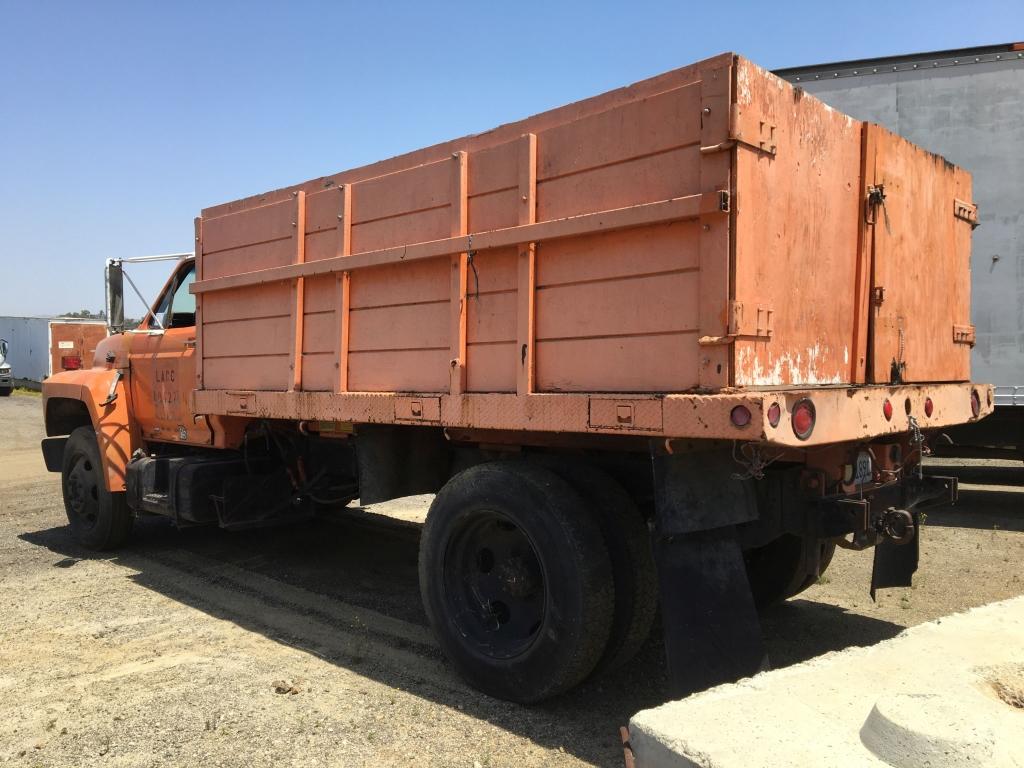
[539,461,657,675]
[0,388,11,397]
[61,426,133,550]
[419,462,614,703]
[788,540,836,598]
[744,534,836,610]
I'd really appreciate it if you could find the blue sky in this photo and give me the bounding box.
[1,0,1022,317]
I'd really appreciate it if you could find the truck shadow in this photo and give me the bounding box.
[923,463,1024,532]
[20,512,905,766]
[926,461,1024,488]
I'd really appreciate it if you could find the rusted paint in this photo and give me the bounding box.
[732,57,863,388]
[172,53,987,447]
[191,382,993,449]
[864,124,973,384]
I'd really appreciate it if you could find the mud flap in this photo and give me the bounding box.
[654,527,767,697]
[650,449,766,698]
[870,509,920,600]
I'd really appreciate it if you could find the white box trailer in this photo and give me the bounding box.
[776,42,1024,459]
[0,317,107,388]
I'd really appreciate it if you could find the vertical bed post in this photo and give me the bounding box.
[288,190,307,392]
[193,216,204,390]
[449,151,469,395]
[517,133,537,396]
[334,184,352,393]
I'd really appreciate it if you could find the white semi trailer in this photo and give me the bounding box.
[776,42,1024,459]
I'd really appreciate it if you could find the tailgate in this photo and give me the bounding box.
[864,124,976,384]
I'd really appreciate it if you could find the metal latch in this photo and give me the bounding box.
[866,184,891,233]
[728,300,773,340]
[953,199,979,229]
[953,324,976,346]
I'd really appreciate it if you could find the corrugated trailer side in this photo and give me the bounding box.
[0,316,51,384]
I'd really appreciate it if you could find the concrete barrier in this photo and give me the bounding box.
[629,596,1024,767]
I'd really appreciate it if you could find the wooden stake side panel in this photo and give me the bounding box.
[197,72,716,395]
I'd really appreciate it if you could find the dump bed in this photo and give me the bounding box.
[190,53,983,445]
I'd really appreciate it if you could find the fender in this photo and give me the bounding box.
[43,367,136,493]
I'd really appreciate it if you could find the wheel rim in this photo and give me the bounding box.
[442,510,546,660]
[66,453,100,531]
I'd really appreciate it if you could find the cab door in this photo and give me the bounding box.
[129,260,212,445]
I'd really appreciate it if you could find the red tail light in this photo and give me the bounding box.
[883,399,893,421]
[767,402,781,427]
[791,399,815,440]
[924,397,934,417]
[730,405,752,427]
[61,355,82,370]
[971,389,981,418]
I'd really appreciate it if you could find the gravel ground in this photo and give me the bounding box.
[1,392,1022,767]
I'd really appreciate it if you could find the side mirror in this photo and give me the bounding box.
[0,339,8,362]
[105,260,125,333]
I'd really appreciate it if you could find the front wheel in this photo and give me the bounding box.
[61,426,133,550]
[419,462,614,703]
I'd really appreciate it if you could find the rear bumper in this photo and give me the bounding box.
[734,382,995,448]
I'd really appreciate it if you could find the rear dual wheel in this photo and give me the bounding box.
[420,461,635,703]
[743,534,836,610]
[540,461,658,675]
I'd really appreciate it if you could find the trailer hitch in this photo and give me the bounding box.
[876,507,915,545]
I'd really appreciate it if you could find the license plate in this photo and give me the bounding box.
[854,451,873,485]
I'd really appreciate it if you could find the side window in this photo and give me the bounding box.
[165,267,196,329]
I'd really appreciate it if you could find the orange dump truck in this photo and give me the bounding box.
[41,52,991,702]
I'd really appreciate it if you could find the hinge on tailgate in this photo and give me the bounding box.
[954,199,979,229]
[754,120,777,155]
[728,301,773,340]
[698,301,773,346]
[701,123,778,156]
[953,324,976,346]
